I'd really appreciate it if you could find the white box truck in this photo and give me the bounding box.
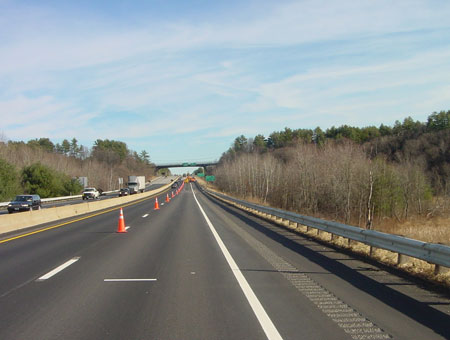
[127,176,145,194]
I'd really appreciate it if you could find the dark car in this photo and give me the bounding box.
[119,188,130,197]
[7,195,41,213]
[171,182,178,189]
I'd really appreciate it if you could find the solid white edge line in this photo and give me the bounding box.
[37,257,80,281]
[190,183,283,340]
[104,279,157,282]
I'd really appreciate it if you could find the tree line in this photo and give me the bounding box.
[221,110,449,195]
[215,111,449,228]
[0,137,155,201]
[225,111,449,151]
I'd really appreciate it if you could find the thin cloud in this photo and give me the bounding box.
[0,0,449,159]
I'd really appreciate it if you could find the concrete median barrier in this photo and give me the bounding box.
[0,182,174,236]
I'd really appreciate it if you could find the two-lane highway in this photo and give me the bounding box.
[0,182,449,339]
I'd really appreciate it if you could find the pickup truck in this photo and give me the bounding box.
[82,187,100,200]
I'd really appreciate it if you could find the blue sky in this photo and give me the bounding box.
[1,0,450,171]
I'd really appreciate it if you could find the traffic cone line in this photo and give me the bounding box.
[171,191,175,198]
[165,193,170,203]
[117,208,127,233]
[154,197,160,210]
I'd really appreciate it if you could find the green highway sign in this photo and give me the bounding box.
[197,173,205,177]
[206,175,216,182]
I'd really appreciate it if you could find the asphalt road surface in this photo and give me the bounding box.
[0,182,449,339]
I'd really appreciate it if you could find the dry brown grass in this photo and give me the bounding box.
[374,216,450,245]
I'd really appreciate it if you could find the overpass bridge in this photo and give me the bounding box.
[154,161,218,171]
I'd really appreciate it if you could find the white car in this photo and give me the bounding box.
[82,188,100,200]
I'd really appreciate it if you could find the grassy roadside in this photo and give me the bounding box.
[196,177,450,288]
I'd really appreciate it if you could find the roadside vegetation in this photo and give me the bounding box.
[215,111,450,245]
[0,137,155,200]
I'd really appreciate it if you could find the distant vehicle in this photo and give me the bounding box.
[7,195,41,213]
[128,176,145,194]
[171,182,178,189]
[82,188,100,200]
[119,188,130,197]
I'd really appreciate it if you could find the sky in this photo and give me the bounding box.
[1,0,450,172]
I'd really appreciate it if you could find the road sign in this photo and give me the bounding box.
[77,177,88,188]
[197,173,205,177]
[206,175,215,182]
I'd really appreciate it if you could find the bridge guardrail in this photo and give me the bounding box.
[203,188,450,274]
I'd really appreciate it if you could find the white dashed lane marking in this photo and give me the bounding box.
[104,279,157,282]
[36,257,80,281]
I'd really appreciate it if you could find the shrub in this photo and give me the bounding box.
[21,163,83,198]
[0,158,21,201]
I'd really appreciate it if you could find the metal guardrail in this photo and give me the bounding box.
[204,188,450,270]
[0,191,119,208]
[0,195,81,208]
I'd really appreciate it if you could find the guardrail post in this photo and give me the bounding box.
[434,264,450,275]
[369,246,376,257]
[397,253,413,266]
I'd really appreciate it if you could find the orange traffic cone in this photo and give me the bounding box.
[117,208,127,233]
[154,197,160,210]
[165,193,170,203]
[171,191,175,198]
